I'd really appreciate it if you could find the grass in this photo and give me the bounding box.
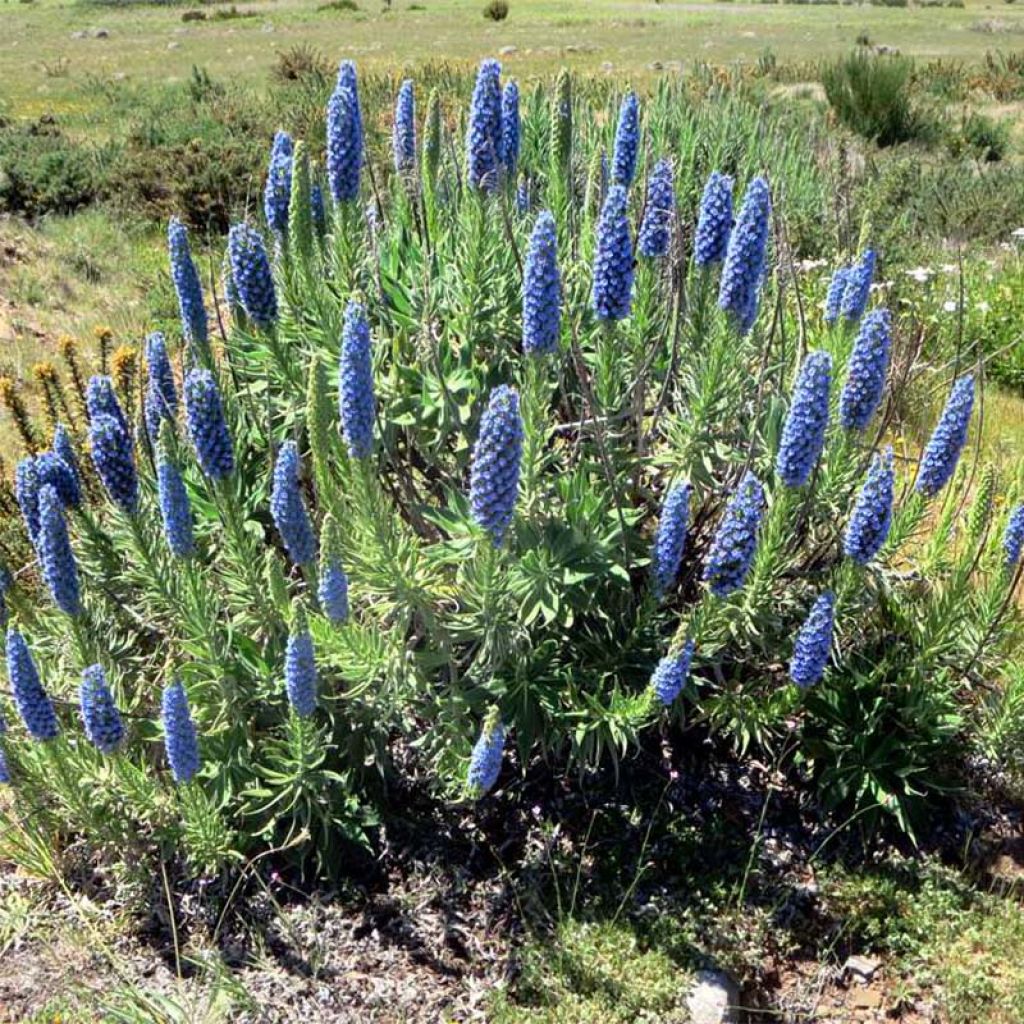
[4,0,1024,120]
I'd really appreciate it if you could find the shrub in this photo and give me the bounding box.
[822,51,931,147]
[273,44,331,84]
[955,110,1009,161]
[484,0,509,19]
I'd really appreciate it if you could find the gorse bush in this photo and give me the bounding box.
[0,60,1021,880]
[823,51,931,147]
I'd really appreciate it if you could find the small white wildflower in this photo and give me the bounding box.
[907,266,935,283]
[943,300,959,313]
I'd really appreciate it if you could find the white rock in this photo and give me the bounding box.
[498,45,517,55]
[685,969,741,1024]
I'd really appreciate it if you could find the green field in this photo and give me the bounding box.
[5,0,1024,118]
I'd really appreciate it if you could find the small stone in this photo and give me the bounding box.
[648,60,664,70]
[112,71,127,80]
[844,955,881,982]
[92,27,110,38]
[70,30,87,39]
[167,41,181,50]
[498,45,517,55]
[601,61,614,71]
[685,969,741,1024]
[262,21,275,31]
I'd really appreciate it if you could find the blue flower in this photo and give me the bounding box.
[516,178,530,215]
[327,63,364,202]
[156,439,195,558]
[611,92,639,187]
[718,177,771,335]
[467,711,505,797]
[637,158,674,259]
[0,746,9,785]
[184,368,234,480]
[86,375,130,437]
[500,80,520,176]
[285,605,317,717]
[319,514,350,625]
[466,58,503,191]
[6,629,58,741]
[693,170,733,268]
[393,79,416,174]
[271,440,316,565]
[80,664,124,754]
[53,424,83,508]
[37,484,80,616]
[469,385,523,547]
[144,331,178,441]
[702,471,765,598]
[651,482,691,598]
[839,309,891,432]
[35,451,81,512]
[311,183,326,236]
[1004,503,1024,569]
[162,678,200,783]
[840,249,876,322]
[15,457,41,542]
[264,130,294,234]
[591,184,634,321]
[790,590,835,689]
[522,211,561,355]
[90,414,138,514]
[650,639,696,706]
[776,350,833,488]
[915,375,975,498]
[168,217,208,349]
[227,223,278,329]
[844,446,895,565]
[824,266,850,324]
[338,300,376,459]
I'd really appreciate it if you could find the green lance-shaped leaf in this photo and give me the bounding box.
[288,140,314,263]
[422,88,442,192]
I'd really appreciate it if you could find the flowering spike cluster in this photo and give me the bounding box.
[1003,504,1024,569]
[839,309,891,431]
[392,79,417,174]
[637,158,674,259]
[184,369,234,480]
[37,484,80,616]
[227,224,278,329]
[271,441,316,565]
[790,591,835,689]
[15,457,41,542]
[35,452,80,511]
[591,184,634,321]
[162,679,200,783]
[703,471,765,598]
[469,385,523,547]
[467,709,506,797]
[156,432,195,558]
[86,375,130,437]
[776,350,833,488]
[0,747,8,785]
[144,332,178,441]
[288,141,313,256]
[319,514,350,625]
[285,604,318,717]
[466,59,502,191]
[824,266,850,324]
[611,92,639,187]
[310,184,326,236]
[692,172,733,268]
[80,664,124,754]
[222,248,242,317]
[516,178,530,215]
[844,447,895,565]
[500,80,520,177]
[651,639,696,706]
[651,482,691,598]
[339,300,376,459]
[915,375,975,498]
[718,177,771,335]
[7,629,58,741]
[840,249,876,322]
[522,211,562,355]
[328,64,364,202]
[423,88,442,188]
[90,414,138,513]
[264,130,294,234]
[551,68,573,180]
[167,217,208,348]
[53,425,82,507]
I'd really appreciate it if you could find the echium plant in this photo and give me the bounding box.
[327,61,364,203]
[693,171,733,267]
[611,91,639,187]
[776,350,832,489]
[637,158,674,259]
[522,211,561,355]
[591,185,633,321]
[168,217,208,351]
[393,79,416,175]
[466,59,503,191]
[264,130,295,234]
[718,177,771,334]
